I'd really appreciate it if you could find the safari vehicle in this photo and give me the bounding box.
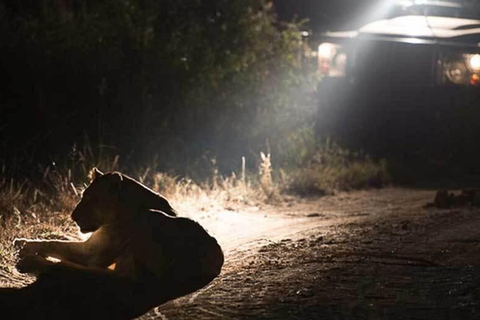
[315,0,480,173]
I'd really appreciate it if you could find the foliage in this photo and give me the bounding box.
[279,128,390,195]
[0,0,318,178]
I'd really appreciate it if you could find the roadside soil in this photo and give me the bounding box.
[141,188,480,320]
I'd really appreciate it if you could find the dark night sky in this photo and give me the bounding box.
[273,0,383,31]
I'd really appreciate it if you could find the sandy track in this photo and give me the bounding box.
[4,188,480,319]
[138,188,480,319]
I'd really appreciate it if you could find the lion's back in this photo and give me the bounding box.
[146,212,224,279]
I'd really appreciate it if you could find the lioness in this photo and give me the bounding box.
[0,168,224,319]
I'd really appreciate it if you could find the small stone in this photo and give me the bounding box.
[307,213,321,218]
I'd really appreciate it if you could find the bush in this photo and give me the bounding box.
[0,0,318,177]
[279,129,390,196]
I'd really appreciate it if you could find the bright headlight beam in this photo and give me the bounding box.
[469,54,480,71]
[318,43,335,59]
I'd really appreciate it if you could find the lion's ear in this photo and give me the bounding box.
[92,167,104,179]
[88,167,104,182]
[109,172,123,183]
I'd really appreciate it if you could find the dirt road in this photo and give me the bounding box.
[141,188,480,320]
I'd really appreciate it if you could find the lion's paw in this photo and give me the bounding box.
[13,238,27,250]
[16,255,51,274]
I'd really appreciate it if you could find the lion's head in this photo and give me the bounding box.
[72,168,177,233]
[71,168,123,233]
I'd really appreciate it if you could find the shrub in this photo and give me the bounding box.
[279,129,390,195]
[0,0,318,176]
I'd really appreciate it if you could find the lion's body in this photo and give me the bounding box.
[112,210,224,280]
[0,169,224,319]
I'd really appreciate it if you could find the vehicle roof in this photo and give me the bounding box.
[398,1,462,9]
[324,15,480,41]
[360,15,480,38]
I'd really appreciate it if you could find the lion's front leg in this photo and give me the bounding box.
[14,227,118,269]
[14,239,51,258]
[14,238,90,267]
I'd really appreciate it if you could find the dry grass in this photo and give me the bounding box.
[0,173,79,287]
[276,128,390,196]
[280,144,390,196]
[0,144,390,286]
[0,152,272,279]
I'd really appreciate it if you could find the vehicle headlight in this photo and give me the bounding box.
[468,54,480,72]
[445,60,468,85]
[442,53,480,86]
[318,42,347,77]
[318,43,335,59]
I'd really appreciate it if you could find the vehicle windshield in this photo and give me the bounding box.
[386,1,480,19]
